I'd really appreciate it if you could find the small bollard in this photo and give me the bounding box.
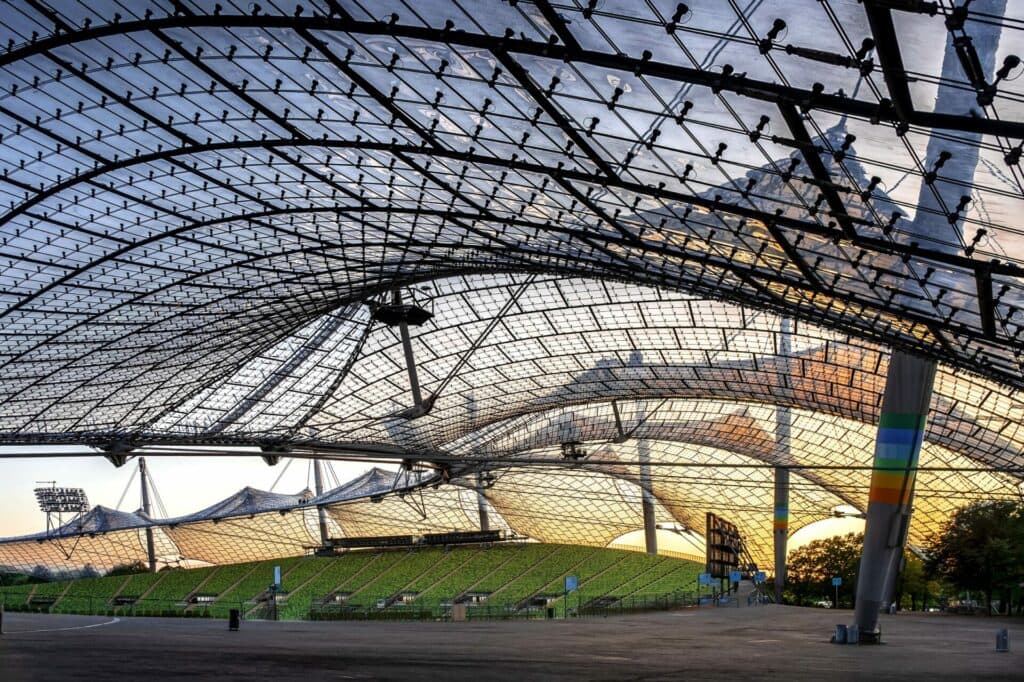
[846,624,859,645]
[996,629,1009,652]
[228,609,240,631]
[833,624,847,644]
[1,602,5,636]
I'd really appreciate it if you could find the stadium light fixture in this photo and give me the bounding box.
[33,483,89,536]
[34,485,89,514]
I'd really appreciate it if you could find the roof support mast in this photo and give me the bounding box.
[774,317,793,604]
[312,458,329,547]
[476,471,490,533]
[138,457,157,573]
[389,289,431,418]
[854,0,1005,643]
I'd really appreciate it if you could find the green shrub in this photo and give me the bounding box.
[277,555,378,620]
[345,548,448,607]
[0,545,703,620]
[145,566,216,602]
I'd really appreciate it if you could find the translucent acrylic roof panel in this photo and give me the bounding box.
[481,466,678,548]
[326,482,484,537]
[1,0,1023,428]
[0,521,179,573]
[163,510,321,564]
[457,399,1020,564]
[2,1,1024,572]
[281,275,1024,475]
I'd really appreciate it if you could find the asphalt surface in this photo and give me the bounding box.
[0,606,1019,680]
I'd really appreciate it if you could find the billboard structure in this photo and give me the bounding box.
[705,512,746,580]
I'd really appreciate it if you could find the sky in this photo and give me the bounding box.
[0,449,385,537]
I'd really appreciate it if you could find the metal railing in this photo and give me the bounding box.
[2,588,702,622]
[0,593,256,619]
[307,589,700,622]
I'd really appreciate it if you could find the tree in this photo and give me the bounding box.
[786,533,863,607]
[106,561,148,577]
[895,555,932,611]
[30,564,53,582]
[0,571,33,587]
[924,500,1024,615]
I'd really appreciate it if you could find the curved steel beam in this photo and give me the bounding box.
[435,389,1024,476]
[2,14,1020,139]
[5,139,1016,381]
[0,202,1010,397]
[523,436,865,516]
[5,137,1016,279]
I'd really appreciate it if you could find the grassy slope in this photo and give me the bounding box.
[0,544,703,619]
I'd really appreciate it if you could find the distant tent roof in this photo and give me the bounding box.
[310,467,437,505]
[165,488,310,525]
[12,506,152,540]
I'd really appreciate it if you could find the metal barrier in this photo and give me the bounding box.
[306,590,698,622]
[0,593,253,620]
[579,591,697,616]
[2,588,699,623]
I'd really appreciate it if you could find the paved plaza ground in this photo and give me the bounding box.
[1,605,1019,680]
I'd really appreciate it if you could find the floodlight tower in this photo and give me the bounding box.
[138,458,158,572]
[34,483,89,535]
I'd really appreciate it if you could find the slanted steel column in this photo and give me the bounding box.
[774,316,792,603]
[312,458,329,546]
[640,440,658,555]
[394,290,424,409]
[138,457,157,573]
[853,0,1002,642]
[630,393,655,552]
[773,467,790,604]
[896,0,1006,256]
[476,471,490,533]
[853,351,936,641]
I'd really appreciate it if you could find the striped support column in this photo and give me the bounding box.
[774,317,792,603]
[853,351,935,642]
[867,414,926,507]
[773,468,789,603]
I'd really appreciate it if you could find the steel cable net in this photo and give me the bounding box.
[2,271,1024,567]
[1,273,1022,569]
[2,1,1024,569]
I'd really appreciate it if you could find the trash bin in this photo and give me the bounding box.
[229,609,240,631]
[833,624,847,644]
[546,607,555,620]
[846,624,859,645]
[996,629,1009,652]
